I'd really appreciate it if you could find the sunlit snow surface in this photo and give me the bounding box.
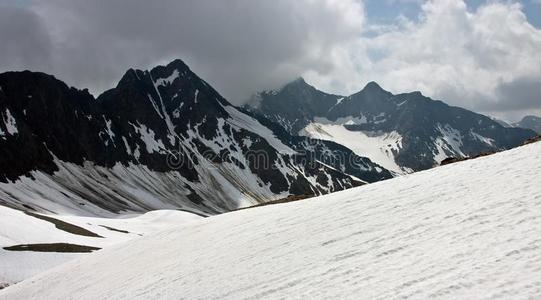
[2,142,541,299]
[300,121,408,174]
[0,208,202,287]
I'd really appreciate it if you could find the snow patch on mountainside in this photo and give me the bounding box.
[470,130,495,147]
[154,70,180,87]
[433,123,466,163]
[222,104,295,155]
[300,121,408,174]
[100,116,116,147]
[436,123,464,154]
[2,142,540,299]
[130,122,166,154]
[0,109,17,139]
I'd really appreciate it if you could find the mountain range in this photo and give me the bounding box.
[0,60,391,217]
[246,78,536,173]
[0,59,537,217]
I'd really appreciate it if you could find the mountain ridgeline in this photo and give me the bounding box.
[246,79,536,173]
[0,60,391,217]
[0,60,535,216]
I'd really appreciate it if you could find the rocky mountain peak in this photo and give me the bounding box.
[515,115,541,134]
[279,77,314,93]
[351,81,393,100]
[249,77,537,173]
[116,68,140,87]
[363,81,383,91]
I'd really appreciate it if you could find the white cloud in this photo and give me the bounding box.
[304,0,541,120]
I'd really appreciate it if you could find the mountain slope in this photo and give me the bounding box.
[514,115,541,134]
[2,141,540,299]
[247,80,536,174]
[0,60,389,216]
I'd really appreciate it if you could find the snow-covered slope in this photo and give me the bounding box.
[0,161,231,217]
[3,142,540,299]
[0,206,201,288]
[300,120,409,174]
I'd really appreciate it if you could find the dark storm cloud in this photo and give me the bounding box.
[0,6,53,72]
[0,0,364,103]
[471,77,541,113]
[494,78,541,111]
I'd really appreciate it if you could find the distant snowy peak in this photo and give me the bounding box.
[248,80,537,172]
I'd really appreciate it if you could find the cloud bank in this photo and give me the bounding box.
[306,0,541,120]
[0,0,540,120]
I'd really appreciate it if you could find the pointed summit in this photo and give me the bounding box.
[293,76,306,84]
[117,68,144,87]
[150,59,192,81]
[348,81,392,101]
[163,59,191,72]
[362,81,384,92]
[282,76,311,91]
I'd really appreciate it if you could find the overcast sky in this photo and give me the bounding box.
[1,0,540,121]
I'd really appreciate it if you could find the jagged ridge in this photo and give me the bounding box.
[0,60,391,216]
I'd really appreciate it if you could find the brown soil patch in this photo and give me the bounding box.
[440,151,496,166]
[524,135,541,145]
